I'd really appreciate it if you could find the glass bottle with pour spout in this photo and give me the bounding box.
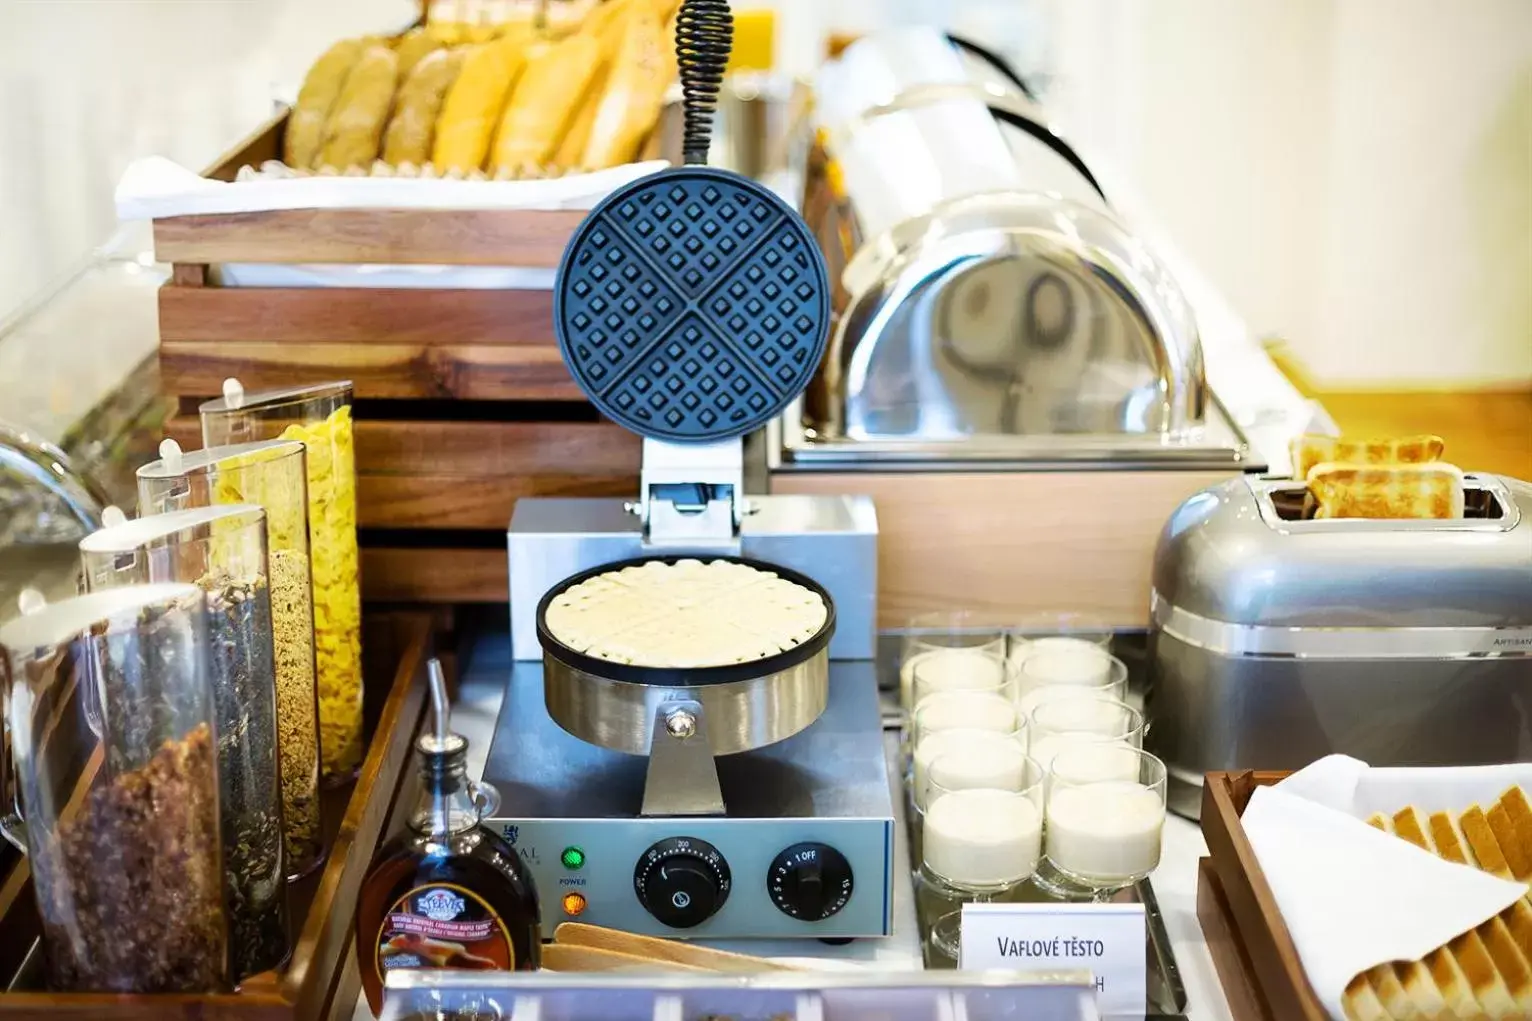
[354,661,541,1018]
[79,504,289,981]
[198,378,363,784]
[0,585,231,992]
[137,438,325,880]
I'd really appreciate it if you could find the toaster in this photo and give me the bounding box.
[1146,471,1532,819]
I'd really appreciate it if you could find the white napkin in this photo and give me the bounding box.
[114,154,668,219]
[1242,755,1530,1020]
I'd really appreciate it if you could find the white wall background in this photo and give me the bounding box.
[0,0,1528,389]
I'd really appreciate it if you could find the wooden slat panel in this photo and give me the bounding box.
[359,473,633,528]
[361,547,507,603]
[162,417,640,477]
[160,342,582,400]
[159,286,557,346]
[154,209,584,266]
[771,469,1236,629]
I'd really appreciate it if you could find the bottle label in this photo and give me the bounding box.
[376,882,514,974]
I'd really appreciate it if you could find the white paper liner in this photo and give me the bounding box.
[116,154,667,218]
[1242,754,1530,1019]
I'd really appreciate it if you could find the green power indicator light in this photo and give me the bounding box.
[561,847,586,870]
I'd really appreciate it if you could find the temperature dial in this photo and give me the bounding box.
[767,842,854,921]
[633,837,731,929]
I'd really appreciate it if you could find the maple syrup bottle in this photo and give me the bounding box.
[356,660,540,1017]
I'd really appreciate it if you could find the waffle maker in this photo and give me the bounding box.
[485,0,892,941]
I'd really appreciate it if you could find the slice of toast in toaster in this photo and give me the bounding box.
[1289,434,1447,481]
[1393,807,1513,1017]
[1428,810,1532,1014]
[1306,462,1466,520]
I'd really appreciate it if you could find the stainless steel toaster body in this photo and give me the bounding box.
[1146,473,1532,818]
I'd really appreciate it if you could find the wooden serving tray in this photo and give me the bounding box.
[1199,770,1330,1021]
[0,612,436,1020]
[152,108,645,603]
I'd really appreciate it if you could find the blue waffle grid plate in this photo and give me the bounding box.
[553,166,832,443]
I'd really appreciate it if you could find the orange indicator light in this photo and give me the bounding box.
[562,892,587,916]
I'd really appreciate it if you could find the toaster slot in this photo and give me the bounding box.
[1253,475,1519,531]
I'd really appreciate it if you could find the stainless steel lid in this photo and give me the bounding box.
[806,191,1209,446]
[1152,473,1532,630]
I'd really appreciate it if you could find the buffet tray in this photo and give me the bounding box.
[0,612,437,1020]
[1198,770,1328,1021]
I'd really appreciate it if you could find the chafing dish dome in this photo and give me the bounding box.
[806,191,1208,444]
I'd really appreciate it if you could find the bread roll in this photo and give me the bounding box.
[1290,433,1446,482]
[1307,462,1466,520]
[285,38,367,169]
[382,47,465,165]
[580,6,672,169]
[318,44,400,171]
[432,32,531,172]
[490,32,605,171]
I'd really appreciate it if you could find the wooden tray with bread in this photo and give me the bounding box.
[1199,771,1532,1021]
[155,2,683,603]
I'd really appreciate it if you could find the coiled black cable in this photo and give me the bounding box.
[674,0,732,165]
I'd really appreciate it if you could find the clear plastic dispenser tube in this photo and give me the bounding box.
[198,380,363,783]
[0,585,231,993]
[80,505,291,980]
[136,438,325,880]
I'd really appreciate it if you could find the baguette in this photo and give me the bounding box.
[580,6,672,169]
[381,47,465,165]
[553,63,611,170]
[1290,433,1446,482]
[490,32,605,171]
[1307,462,1466,520]
[393,26,446,78]
[285,38,367,169]
[317,44,400,171]
[432,32,531,172]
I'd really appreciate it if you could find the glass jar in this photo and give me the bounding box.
[80,505,290,980]
[137,439,324,880]
[199,381,363,782]
[0,584,230,992]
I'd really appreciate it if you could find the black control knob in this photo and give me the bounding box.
[633,837,731,929]
[767,842,854,921]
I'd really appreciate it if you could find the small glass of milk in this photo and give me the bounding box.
[1012,645,1125,700]
[923,747,1045,889]
[899,611,1006,709]
[1006,613,1112,668]
[1044,745,1168,896]
[910,726,1029,813]
[910,650,1013,711]
[1028,694,1144,773]
[1013,655,1129,720]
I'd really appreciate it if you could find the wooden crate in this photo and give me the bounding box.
[153,111,641,603]
[0,612,436,1019]
[1198,770,1330,1021]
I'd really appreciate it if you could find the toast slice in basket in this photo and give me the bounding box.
[1343,789,1532,1020]
[1290,434,1447,481]
[1307,462,1466,520]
